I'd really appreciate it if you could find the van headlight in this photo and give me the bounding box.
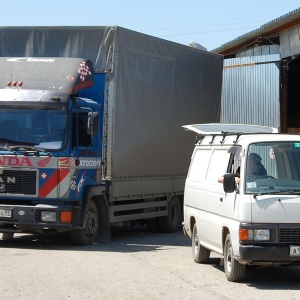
[239,228,270,241]
[254,229,270,241]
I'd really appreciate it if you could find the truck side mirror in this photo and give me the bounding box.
[87,112,99,135]
[223,173,236,193]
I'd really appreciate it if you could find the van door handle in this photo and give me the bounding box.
[220,197,223,202]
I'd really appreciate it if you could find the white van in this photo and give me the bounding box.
[183,123,300,282]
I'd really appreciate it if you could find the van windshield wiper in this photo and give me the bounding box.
[254,189,300,197]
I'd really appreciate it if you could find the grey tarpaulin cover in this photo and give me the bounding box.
[0,26,223,196]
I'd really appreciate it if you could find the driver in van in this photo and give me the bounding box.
[218,152,267,184]
[246,152,267,180]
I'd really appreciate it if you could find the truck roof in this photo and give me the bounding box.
[0,57,94,94]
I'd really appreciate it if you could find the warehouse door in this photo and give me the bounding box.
[285,56,300,133]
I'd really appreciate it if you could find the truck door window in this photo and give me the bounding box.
[72,113,92,147]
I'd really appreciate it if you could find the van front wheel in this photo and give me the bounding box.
[192,223,210,263]
[224,234,246,282]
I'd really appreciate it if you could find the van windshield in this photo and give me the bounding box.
[245,142,300,194]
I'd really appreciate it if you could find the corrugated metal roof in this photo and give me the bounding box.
[213,7,300,53]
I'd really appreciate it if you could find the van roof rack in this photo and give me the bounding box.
[182,123,278,135]
[182,123,278,145]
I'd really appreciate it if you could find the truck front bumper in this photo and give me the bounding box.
[0,204,73,233]
[238,244,300,265]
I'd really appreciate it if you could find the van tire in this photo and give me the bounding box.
[158,196,182,233]
[70,200,99,245]
[192,223,210,263]
[224,234,246,282]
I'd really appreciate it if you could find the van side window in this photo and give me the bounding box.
[188,149,211,182]
[206,149,231,183]
[228,153,241,174]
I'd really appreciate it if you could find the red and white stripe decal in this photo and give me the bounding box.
[38,169,69,198]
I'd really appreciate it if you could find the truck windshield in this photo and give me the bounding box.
[245,142,300,194]
[0,106,67,150]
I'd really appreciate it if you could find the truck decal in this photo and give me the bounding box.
[38,169,69,198]
[0,157,33,167]
[59,158,70,168]
[78,61,92,81]
[40,172,48,180]
[36,157,51,167]
[74,171,87,197]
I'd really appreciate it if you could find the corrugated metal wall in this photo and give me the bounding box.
[236,45,280,58]
[280,24,300,58]
[221,54,281,130]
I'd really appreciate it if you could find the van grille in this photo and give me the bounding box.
[279,227,300,243]
[0,170,37,195]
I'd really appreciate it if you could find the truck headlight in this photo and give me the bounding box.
[40,211,57,222]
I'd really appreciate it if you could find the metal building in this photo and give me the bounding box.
[213,8,300,133]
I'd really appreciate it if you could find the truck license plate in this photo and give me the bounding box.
[290,246,300,256]
[0,208,12,218]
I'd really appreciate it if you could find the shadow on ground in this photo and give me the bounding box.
[0,224,190,253]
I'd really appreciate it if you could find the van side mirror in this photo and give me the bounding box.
[223,173,236,193]
[87,112,99,135]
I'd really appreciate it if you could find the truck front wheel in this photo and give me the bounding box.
[70,200,99,246]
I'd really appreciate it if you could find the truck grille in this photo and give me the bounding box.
[279,227,300,243]
[0,170,37,195]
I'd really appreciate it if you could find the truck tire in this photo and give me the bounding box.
[158,196,182,233]
[192,223,210,263]
[70,200,99,246]
[224,234,246,282]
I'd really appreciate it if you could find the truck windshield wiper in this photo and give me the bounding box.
[0,145,50,156]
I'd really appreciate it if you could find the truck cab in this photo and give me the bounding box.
[0,57,106,244]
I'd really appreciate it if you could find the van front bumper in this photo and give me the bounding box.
[238,244,300,265]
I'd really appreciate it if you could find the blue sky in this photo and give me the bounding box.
[1,1,299,50]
